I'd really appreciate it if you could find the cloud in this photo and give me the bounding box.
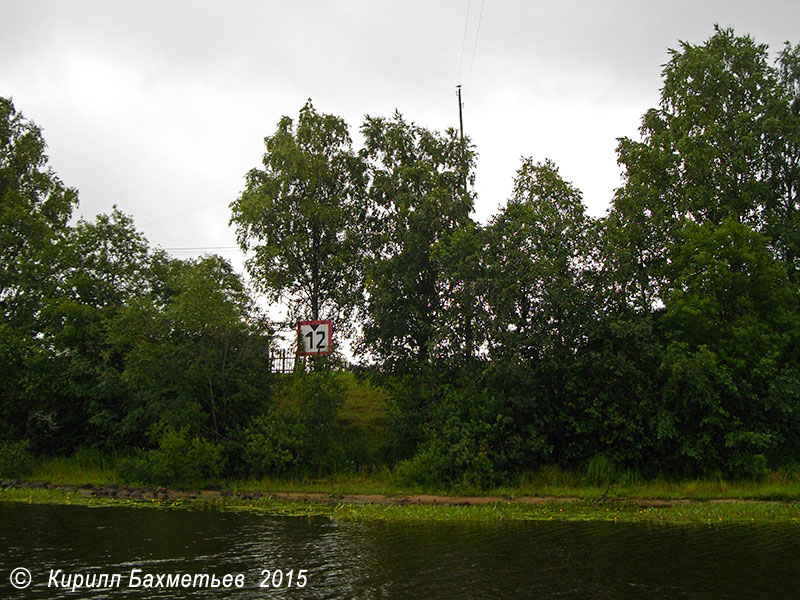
[2,0,799,264]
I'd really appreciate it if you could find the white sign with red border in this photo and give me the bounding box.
[297,320,333,356]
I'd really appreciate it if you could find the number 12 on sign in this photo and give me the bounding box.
[297,320,333,356]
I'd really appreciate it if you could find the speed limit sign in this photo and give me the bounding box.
[297,320,333,356]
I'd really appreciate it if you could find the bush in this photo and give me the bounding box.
[118,426,225,487]
[395,443,496,491]
[726,453,769,481]
[240,410,298,477]
[0,440,35,479]
[724,430,771,481]
[393,381,549,491]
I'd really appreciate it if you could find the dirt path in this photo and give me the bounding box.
[235,491,772,508]
[2,480,783,508]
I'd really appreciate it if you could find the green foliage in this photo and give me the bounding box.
[725,430,770,481]
[598,27,800,478]
[4,29,800,488]
[118,426,225,487]
[0,439,35,479]
[358,112,476,370]
[395,379,550,491]
[1,97,78,449]
[654,220,800,475]
[561,312,662,470]
[238,371,346,477]
[231,100,366,332]
[481,158,593,364]
[608,26,798,305]
[241,409,299,476]
[583,453,621,487]
[113,254,273,445]
[1,97,77,326]
[33,209,156,452]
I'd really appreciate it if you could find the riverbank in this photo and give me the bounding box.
[3,479,800,525]
[25,452,800,502]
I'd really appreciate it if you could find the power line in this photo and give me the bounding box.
[465,0,485,93]
[411,92,454,120]
[162,246,240,251]
[141,199,230,226]
[160,245,246,257]
[456,0,472,84]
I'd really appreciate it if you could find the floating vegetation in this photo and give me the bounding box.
[4,487,800,526]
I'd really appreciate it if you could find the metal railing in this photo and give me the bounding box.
[267,348,303,373]
[267,348,352,373]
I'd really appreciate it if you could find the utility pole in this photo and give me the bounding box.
[456,84,473,366]
[456,84,467,193]
[456,84,464,140]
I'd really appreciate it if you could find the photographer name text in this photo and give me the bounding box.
[14,567,309,592]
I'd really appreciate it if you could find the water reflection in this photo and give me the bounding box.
[1,502,799,599]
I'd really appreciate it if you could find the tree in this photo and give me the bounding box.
[766,41,800,275]
[657,220,800,475]
[35,209,154,451]
[230,100,366,335]
[601,28,800,473]
[480,158,602,467]
[359,112,475,371]
[0,97,77,443]
[1,97,77,322]
[55,208,152,309]
[481,158,593,364]
[5,208,165,453]
[116,254,273,444]
[608,27,796,306]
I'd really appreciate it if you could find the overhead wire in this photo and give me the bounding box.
[162,246,240,251]
[456,0,472,84]
[143,202,244,258]
[410,91,455,121]
[148,1,486,263]
[465,0,485,94]
[141,198,230,226]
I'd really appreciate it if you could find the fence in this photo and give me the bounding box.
[267,348,352,373]
[267,348,303,374]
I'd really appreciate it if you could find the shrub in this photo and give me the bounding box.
[724,430,771,481]
[240,410,297,477]
[118,426,225,487]
[726,453,769,481]
[394,381,550,491]
[0,440,35,479]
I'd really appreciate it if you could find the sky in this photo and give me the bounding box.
[2,0,799,279]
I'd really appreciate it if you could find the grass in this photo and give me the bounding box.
[495,466,800,502]
[230,469,407,496]
[327,500,800,525]
[18,455,800,504]
[335,371,390,428]
[27,450,121,487]
[271,370,389,428]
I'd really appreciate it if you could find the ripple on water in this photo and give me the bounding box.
[2,503,800,599]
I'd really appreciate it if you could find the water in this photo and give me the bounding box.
[1,502,799,599]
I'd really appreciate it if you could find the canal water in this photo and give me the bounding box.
[1,502,798,599]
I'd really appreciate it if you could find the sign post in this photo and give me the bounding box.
[297,320,333,356]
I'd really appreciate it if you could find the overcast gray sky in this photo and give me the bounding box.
[2,0,799,274]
